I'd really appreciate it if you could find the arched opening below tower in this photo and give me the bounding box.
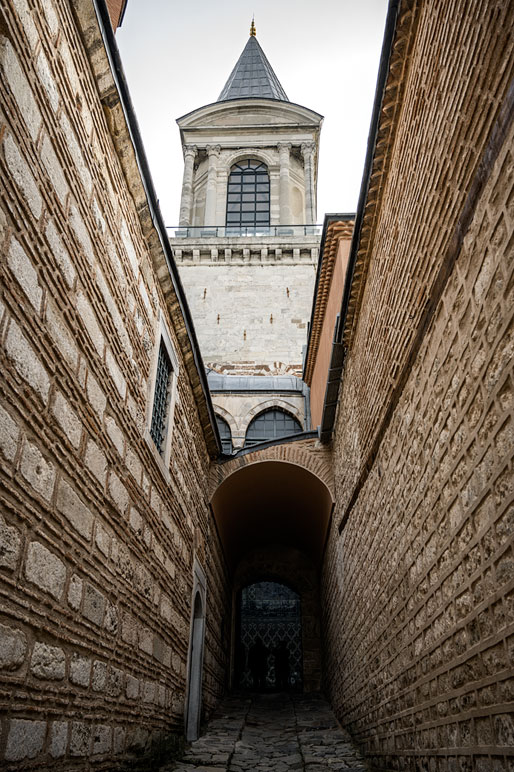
[210,461,333,569]
[210,461,332,693]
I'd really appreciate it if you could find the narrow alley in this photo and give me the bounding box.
[162,693,369,771]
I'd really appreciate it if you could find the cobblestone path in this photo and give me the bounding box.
[161,692,369,771]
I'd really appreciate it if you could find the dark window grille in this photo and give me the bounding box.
[226,159,270,234]
[150,340,173,455]
[216,415,233,455]
[237,581,303,690]
[244,408,302,447]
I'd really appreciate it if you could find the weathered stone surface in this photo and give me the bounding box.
[0,404,19,463]
[0,39,41,141]
[50,720,68,758]
[106,666,123,697]
[5,719,47,761]
[0,622,27,670]
[7,236,42,311]
[40,133,68,203]
[25,541,66,600]
[46,297,79,369]
[85,437,107,486]
[92,724,112,755]
[92,660,107,692]
[114,726,126,753]
[36,50,60,112]
[105,414,124,456]
[0,514,22,570]
[30,642,66,680]
[76,289,104,354]
[83,582,106,626]
[126,673,139,699]
[70,653,91,687]
[68,573,83,610]
[164,694,368,772]
[56,478,93,540]
[108,471,129,515]
[4,132,42,218]
[52,390,82,448]
[86,370,106,420]
[45,219,76,287]
[20,439,55,501]
[5,319,50,402]
[70,721,91,757]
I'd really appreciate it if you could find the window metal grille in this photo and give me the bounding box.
[150,340,173,455]
[244,408,302,447]
[216,415,233,455]
[226,159,270,234]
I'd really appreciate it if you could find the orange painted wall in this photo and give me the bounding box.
[106,0,126,30]
[309,237,351,428]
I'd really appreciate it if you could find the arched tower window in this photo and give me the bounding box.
[216,414,233,455]
[244,408,302,447]
[226,159,270,234]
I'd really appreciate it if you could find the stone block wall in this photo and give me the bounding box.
[174,238,319,376]
[0,0,227,767]
[322,1,514,770]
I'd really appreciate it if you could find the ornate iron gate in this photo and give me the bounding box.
[236,581,302,690]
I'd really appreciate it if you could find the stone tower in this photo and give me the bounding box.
[170,23,323,449]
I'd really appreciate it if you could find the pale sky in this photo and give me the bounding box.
[116,0,389,226]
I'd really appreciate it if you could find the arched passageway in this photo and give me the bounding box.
[210,459,333,693]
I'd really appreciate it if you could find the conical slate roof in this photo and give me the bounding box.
[217,35,289,102]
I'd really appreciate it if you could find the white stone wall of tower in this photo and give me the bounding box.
[173,65,323,381]
[174,247,318,376]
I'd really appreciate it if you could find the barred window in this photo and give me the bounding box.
[244,408,302,447]
[150,339,173,455]
[226,159,270,233]
[216,415,233,455]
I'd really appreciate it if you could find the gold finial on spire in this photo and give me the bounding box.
[250,17,256,36]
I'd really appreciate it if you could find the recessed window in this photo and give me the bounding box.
[216,415,233,455]
[146,315,179,477]
[244,408,302,447]
[226,159,269,234]
[150,340,173,454]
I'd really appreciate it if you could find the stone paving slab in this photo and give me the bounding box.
[159,693,369,771]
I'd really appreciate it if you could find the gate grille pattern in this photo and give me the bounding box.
[238,581,302,690]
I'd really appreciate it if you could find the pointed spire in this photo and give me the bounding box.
[217,27,289,103]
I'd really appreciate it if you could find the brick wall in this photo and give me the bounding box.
[0,0,227,767]
[323,1,514,769]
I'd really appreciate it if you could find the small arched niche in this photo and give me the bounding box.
[185,561,207,741]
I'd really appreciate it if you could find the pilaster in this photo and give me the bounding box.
[301,142,315,225]
[205,145,221,226]
[179,145,197,227]
[278,142,292,225]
